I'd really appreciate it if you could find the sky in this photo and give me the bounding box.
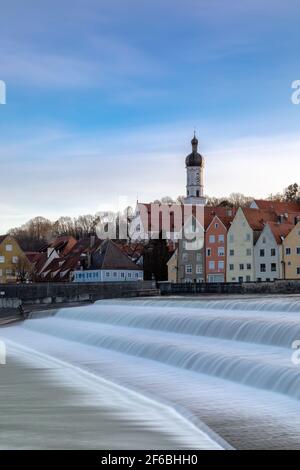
[0,0,300,233]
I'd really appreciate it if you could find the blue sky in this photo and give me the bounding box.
[0,0,300,232]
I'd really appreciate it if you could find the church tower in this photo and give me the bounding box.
[184,133,206,205]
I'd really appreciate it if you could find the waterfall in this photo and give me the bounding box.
[2,297,300,449]
[17,297,300,401]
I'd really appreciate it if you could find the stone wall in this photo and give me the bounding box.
[159,282,243,295]
[0,281,158,306]
[159,280,300,295]
[242,279,300,294]
[0,298,21,309]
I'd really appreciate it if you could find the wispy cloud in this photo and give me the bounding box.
[0,121,299,233]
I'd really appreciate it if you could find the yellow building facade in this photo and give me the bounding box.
[167,249,178,283]
[283,222,300,279]
[0,235,31,284]
[226,208,255,283]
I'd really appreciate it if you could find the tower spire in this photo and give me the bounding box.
[191,132,198,153]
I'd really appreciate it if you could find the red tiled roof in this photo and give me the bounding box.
[25,252,40,263]
[243,208,278,230]
[253,199,300,213]
[267,222,295,244]
[204,207,236,230]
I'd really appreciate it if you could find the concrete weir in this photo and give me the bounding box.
[1,296,300,449]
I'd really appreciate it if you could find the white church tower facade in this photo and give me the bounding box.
[184,134,206,206]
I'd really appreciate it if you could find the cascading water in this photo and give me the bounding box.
[2,296,300,449]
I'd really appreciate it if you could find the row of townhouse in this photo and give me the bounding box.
[32,236,144,283]
[167,200,300,283]
[167,206,236,283]
[226,201,300,283]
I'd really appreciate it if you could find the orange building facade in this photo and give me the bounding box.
[205,215,229,283]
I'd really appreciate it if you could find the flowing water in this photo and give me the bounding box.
[2,296,300,449]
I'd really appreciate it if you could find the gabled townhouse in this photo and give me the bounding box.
[73,239,144,283]
[33,236,144,283]
[205,208,236,283]
[34,236,102,282]
[282,221,300,279]
[254,222,294,281]
[177,212,205,283]
[0,235,32,283]
[226,208,277,282]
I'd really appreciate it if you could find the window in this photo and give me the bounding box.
[0,256,5,263]
[229,264,234,271]
[246,233,251,242]
[0,269,2,276]
[209,261,215,270]
[185,265,192,274]
[230,249,234,256]
[260,264,266,272]
[271,263,277,272]
[239,264,244,270]
[12,256,19,264]
[297,247,300,255]
[105,272,110,277]
[206,248,211,257]
[113,272,118,277]
[297,268,300,275]
[196,265,203,274]
[260,249,265,257]
[135,272,139,278]
[229,234,234,243]
[5,244,12,252]
[196,253,202,261]
[286,248,291,255]
[218,234,225,243]
[215,223,219,228]
[120,272,125,278]
[271,248,276,256]
[247,263,252,270]
[246,248,251,256]
[239,276,243,283]
[209,235,215,243]
[246,276,251,282]
[218,247,225,257]
[128,272,132,278]
[262,237,266,244]
[218,261,224,270]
